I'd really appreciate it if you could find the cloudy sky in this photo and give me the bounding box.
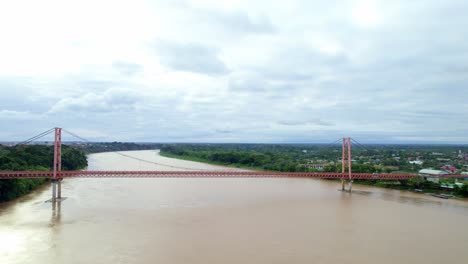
[0,0,467,143]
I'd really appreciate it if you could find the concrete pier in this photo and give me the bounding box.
[48,180,66,202]
[340,179,353,193]
[348,180,353,192]
[57,180,62,199]
[51,180,57,201]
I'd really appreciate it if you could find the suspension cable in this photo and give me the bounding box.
[113,151,205,171]
[62,128,226,171]
[62,129,92,143]
[14,128,55,146]
[350,138,369,151]
[324,138,343,148]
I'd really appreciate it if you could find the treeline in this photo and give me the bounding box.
[160,144,427,173]
[0,144,88,202]
[161,143,468,173]
[74,142,163,154]
[159,143,455,173]
[161,144,312,172]
[160,144,403,172]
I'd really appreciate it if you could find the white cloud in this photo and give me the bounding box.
[0,110,42,120]
[0,0,467,143]
[351,0,382,28]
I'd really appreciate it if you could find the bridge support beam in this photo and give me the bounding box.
[340,137,353,193]
[51,127,62,202]
[50,179,64,202]
[57,179,62,199]
[341,179,353,192]
[51,180,57,202]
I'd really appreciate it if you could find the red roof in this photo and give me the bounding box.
[441,165,458,172]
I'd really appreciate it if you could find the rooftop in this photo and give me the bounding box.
[419,169,449,176]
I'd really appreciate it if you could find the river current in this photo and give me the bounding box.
[1,150,468,264]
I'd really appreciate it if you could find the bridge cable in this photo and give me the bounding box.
[62,128,92,143]
[323,138,344,149]
[350,138,369,152]
[112,151,242,172]
[14,128,55,146]
[327,138,342,145]
[62,128,232,171]
[112,151,206,171]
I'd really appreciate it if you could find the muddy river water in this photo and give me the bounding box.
[1,150,468,264]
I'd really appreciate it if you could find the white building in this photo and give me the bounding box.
[462,171,468,180]
[302,164,328,170]
[409,160,423,165]
[418,169,449,183]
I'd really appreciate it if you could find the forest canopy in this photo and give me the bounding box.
[0,144,87,202]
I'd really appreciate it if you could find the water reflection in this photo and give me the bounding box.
[50,201,61,227]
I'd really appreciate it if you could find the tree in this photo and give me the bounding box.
[455,184,468,197]
[407,176,425,189]
[0,144,87,202]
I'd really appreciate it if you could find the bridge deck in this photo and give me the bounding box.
[0,170,465,180]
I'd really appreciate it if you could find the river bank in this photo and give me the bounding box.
[160,150,468,198]
[0,145,87,202]
[159,151,265,171]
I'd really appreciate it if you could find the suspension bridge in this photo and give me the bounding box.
[0,128,465,201]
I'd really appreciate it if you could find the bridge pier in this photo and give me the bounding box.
[50,179,64,202]
[340,137,353,193]
[51,180,57,201]
[341,179,353,193]
[57,179,62,199]
[50,127,63,202]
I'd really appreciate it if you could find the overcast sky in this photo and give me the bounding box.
[0,0,467,143]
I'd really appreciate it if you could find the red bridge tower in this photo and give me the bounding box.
[341,137,353,192]
[51,127,62,202]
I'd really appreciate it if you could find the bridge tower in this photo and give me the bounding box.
[51,127,62,201]
[341,137,353,192]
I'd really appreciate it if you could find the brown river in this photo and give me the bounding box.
[1,150,468,264]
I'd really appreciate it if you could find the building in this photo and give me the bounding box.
[465,153,468,161]
[418,169,449,183]
[409,160,423,165]
[441,164,458,174]
[436,158,451,162]
[301,163,328,170]
[462,172,468,180]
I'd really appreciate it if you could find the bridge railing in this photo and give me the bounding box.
[1,170,466,180]
[0,170,439,179]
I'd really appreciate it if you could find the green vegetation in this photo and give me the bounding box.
[0,144,87,202]
[160,143,468,172]
[161,144,330,172]
[455,184,468,196]
[160,143,468,197]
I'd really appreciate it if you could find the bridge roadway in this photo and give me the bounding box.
[0,170,466,180]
